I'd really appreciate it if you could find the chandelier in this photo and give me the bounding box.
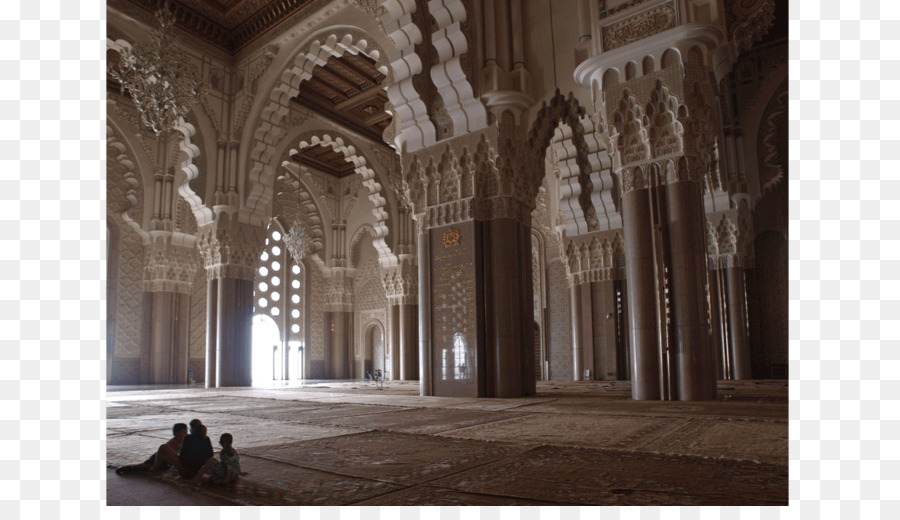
[107,1,206,136]
[283,216,314,262]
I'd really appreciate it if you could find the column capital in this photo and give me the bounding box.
[706,206,755,270]
[382,257,418,305]
[142,232,201,294]
[196,217,266,281]
[562,230,626,287]
[324,267,354,312]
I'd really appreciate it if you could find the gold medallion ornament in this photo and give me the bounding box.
[442,227,461,248]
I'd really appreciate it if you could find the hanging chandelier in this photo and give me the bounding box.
[107,1,206,136]
[283,218,313,262]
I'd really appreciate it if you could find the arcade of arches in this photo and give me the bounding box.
[106,0,787,401]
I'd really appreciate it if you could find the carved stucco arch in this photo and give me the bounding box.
[378,0,486,153]
[106,121,148,242]
[527,91,619,236]
[242,30,391,228]
[349,223,378,268]
[287,133,398,266]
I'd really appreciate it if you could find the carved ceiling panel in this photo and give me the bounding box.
[292,53,391,143]
[118,0,320,53]
[291,144,357,178]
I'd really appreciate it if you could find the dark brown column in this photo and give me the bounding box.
[216,278,253,387]
[484,218,534,397]
[399,304,418,380]
[418,225,433,396]
[389,304,401,380]
[726,267,752,379]
[666,180,716,400]
[569,283,593,380]
[144,292,191,384]
[591,280,617,380]
[330,311,351,379]
[205,278,218,388]
[622,188,661,399]
[708,268,726,379]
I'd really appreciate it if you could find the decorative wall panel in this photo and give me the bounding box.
[309,262,326,361]
[189,264,207,364]
[547,259,572,380]
[430,222,478,396]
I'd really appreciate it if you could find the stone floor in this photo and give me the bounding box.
[106,379,788,506]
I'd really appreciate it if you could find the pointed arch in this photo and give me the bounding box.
[288,133,398,266]
[242,31,391,228]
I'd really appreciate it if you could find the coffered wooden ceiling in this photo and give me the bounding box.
[120,0,320,53]
[290,53,391,177]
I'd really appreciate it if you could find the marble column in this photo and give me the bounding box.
[389,304,401,380]
[205,279,218,388]
[726,267,752,379]
[591,280,618,380]
[666,179,716,401]
[215,278,253,387]
[142,292,191,384]
[399,304,418,380]
[569,283,593,380]
[484,218,535,397]
[708,268,727,379]
[418,226,433,396]
[329,312,352,379]
[622,188,661,399]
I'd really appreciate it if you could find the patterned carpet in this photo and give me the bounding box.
[107,380,788,506]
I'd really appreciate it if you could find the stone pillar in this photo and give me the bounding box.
[389,304,401,380]
[726,267,752,379]
[399,303,418,380]
[666,177,716,401]
[418,222,433,396]
[197,218,265,388]
[569,283,594,381]
[205,278,218,388]
[708,268,726,380]
[591,280,618,380]
[141,238,199,384]
[329,311,351,379]
[215,277,254,387]
[622,187,661,399]
[483,217,534,397]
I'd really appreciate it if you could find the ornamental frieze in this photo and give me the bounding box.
[142,237,202,294]
[196,218,267,281]
[602,4,677,51]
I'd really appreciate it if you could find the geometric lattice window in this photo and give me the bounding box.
[253,219,304,380]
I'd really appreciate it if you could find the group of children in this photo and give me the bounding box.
[115,418,245,485]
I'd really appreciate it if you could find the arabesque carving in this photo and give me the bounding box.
[244,33,388,227]
[562,230,626,286]
[143,237,202,294]
[602,3,676,51]
[196,217,267,280]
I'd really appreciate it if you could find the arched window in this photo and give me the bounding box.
[253,220,305,382]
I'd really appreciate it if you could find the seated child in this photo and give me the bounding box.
[188,433,244,484]
[115,423,187,475]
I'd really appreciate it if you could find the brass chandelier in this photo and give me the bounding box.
[107,1,205,135]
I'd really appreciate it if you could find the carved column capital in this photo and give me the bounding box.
[196,218,266,281]
[324,267,355,312]
[142,233,202,294]
[382,256,418,304]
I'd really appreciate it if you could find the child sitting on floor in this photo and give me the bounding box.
[188,432,246,484]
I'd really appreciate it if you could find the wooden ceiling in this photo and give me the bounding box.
[292,143,358,179]
[291,52,392,175]
[118,0,319,53]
